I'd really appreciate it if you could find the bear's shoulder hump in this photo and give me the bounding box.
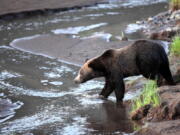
[101,49,114,58]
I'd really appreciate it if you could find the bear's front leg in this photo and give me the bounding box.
[99,78,113,99]
[99,73,125,103]
[110,73,125,103]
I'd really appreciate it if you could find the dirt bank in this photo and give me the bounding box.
[0,0,106,16]
[129,9,180,132]
[134,120,180,135]
[131,54,180,135]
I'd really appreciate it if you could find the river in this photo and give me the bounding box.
[0,0,167,134]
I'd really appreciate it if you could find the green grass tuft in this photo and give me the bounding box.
[171,36,180,56]
[170,0,180,11]
[131,80,160,113]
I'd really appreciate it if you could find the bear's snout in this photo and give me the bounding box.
[74,75,81,84]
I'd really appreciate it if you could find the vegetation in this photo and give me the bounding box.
[131,80,160,113]
[169,0,180,11]
[133,122,141,131]
[171,36,180,55]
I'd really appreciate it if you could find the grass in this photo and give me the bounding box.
[171,36,180,56]
[133,122,141,131]
[169,0,180,11]
[131,80,160,113]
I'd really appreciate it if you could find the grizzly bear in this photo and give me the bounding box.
[74,40,175,103]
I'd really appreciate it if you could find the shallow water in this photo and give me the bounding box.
[0,0,167,134]
[0,46,136,134]
[0,0,167,45]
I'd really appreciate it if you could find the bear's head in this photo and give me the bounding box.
[74,58,105,84]
[74,49,114,84]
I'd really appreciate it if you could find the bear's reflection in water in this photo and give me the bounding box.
[82,101,134,134]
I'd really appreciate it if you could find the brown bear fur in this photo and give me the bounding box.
[74,40,175,103]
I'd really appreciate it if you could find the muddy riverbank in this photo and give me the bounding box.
[128,8,180,135]
[0,0,107,16]
[131,53,180,135]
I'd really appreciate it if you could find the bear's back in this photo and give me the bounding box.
[115,40,166,77]
[132,40,167,63]
[114,44,139,76]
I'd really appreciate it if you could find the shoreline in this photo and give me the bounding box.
[0,0,107,20]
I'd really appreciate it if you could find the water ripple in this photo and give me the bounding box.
[0,80,103,98]
[0,98,23,123]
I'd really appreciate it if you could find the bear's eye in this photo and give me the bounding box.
[80,70,84,75]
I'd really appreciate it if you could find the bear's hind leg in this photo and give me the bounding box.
[114,80,125,103]
[100,72,125,103]
[159,65,175,85]
[110,73,125,103]
[156,74,164,86]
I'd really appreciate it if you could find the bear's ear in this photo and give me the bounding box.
[85,58,89,62]
[88,58,106,72]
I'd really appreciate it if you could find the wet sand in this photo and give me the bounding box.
[10,34,133,65]
[0,0,106,16]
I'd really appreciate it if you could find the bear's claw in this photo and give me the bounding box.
[98,95,107,100]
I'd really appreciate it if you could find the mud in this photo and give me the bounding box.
[134,120,180,135]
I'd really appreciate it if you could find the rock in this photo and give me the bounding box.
[169,55,180,83]
[170,100,180,119]
[130,105,151,121]
[138,10,180,41]
[170,10,180,20]
[148,17,153,22]
[121,36,128,41]
[149,30,176,41]
[158,85,180,120]
[134,120,180,135]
